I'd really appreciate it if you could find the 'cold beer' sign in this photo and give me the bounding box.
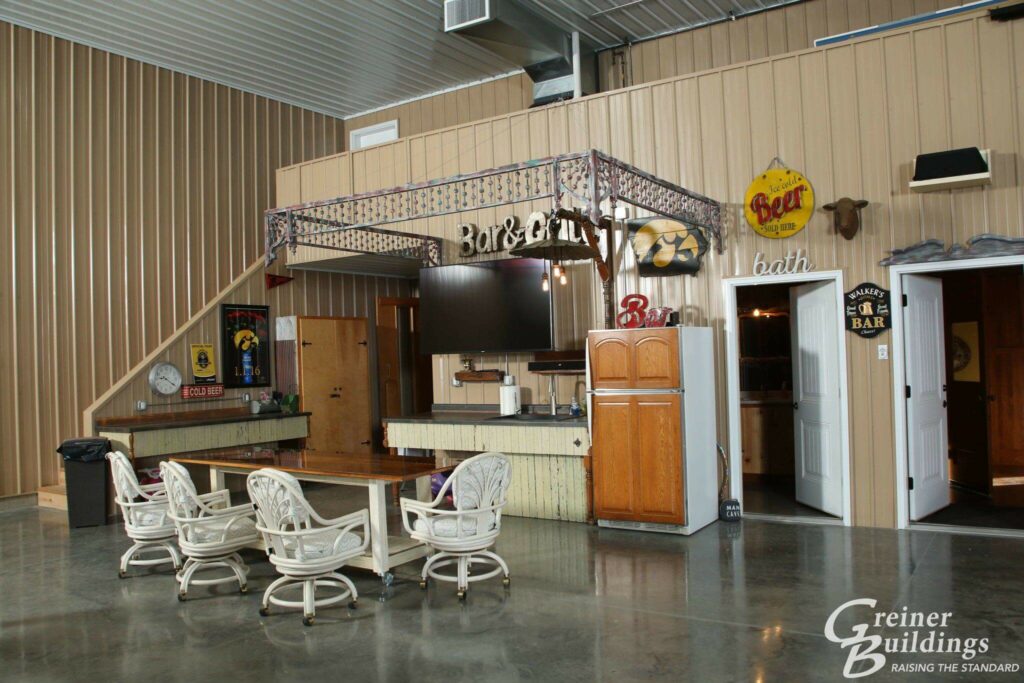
[744,167,815,239]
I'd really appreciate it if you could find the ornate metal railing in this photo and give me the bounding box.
[264,149,723,266]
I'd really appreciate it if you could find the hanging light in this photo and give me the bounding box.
[559,271,568,286]
[511,216,600,293]
[552,262,563,278]
[753,308,761,317]
[541,272,550,291]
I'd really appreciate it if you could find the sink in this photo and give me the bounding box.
[486,413,578,422]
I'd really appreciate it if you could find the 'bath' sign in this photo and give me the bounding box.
[753,249,814,276]
[459,211,588,258]
[844,282,891,338]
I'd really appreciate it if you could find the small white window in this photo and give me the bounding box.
[348,119,399,151]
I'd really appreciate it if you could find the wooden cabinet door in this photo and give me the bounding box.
[592,395,637,519]
[631,328,680,389]
[634,394,684,524]
[589,331,634,389]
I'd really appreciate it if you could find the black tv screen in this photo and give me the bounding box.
[419,258,553,355]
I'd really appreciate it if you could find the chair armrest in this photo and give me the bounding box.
[139,482,165,494]
[205,502,254,518]
[196,489,231,510]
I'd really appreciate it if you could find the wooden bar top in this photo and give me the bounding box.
[97,408,311,433]
[171,448,452,482]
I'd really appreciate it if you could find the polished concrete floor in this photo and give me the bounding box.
[742,475,838,520]
[3,489,1024,682]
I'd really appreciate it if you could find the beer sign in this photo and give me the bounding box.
[845,282,891,338]
[744,167,814,239]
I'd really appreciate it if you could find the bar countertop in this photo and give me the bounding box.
[384,411,587,428]
[96,410,311,434]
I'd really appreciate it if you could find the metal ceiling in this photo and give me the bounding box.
[0,0,797,120]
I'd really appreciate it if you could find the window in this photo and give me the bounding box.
[348,119,399,151]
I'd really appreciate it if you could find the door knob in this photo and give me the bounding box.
[793,402,799,410]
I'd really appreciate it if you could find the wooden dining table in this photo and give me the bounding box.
[170,448,453,584]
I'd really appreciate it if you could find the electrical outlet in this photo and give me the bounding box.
[877,344,889,360]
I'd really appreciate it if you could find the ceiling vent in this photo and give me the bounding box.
[443,0,595,106]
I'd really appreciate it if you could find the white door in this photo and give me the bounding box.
[903,274,950,520]
[790,281,844,517]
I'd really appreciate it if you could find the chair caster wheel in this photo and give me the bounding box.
[382,572,394,587]
[457,590,467,601]
[118,570,127,579]
[502,576,511,587]
[419,580,428,590]
[259,608,269,617]
[349,600,358,609]
[177,593,187,602]
[303,616,315,627]
[239,585,248,594]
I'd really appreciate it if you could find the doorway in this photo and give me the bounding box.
[724,271,852,526]
[297,316,373,454]
[894,259,1024,533]
[376,297,433,450]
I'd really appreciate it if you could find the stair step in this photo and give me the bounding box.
[37,484,68,511]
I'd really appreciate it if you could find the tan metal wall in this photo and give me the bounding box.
[0,22,345,497]
[277,7,1023,527]
[598,0,969,90]
[343,73,534,151]
[341,1,971,149]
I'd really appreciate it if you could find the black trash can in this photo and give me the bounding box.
[57,438,111,528]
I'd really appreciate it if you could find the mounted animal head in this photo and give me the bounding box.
[822,198,869,240]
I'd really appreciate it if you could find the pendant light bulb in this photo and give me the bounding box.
[559,272,568,286]
[541,272,550,292]
[552,262,562,278]
[753,308,761,317]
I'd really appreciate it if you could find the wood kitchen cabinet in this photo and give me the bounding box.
[592,392,686,524]
[588,328,680,390]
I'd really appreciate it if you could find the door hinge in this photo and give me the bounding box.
[908,476,914,491]
[905,385,911,399]
[902,294,908,306]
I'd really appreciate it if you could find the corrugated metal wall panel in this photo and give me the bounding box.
[0,21,344,497]
[283,7,1022,527]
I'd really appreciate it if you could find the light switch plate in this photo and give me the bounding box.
[877,344,889,360]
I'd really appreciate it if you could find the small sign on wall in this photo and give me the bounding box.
[190,343,217,385]
[844,282,891,338]
[181,384,225,399]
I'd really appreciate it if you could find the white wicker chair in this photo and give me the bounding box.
[246,468,369,626]
[159,461,259,601]
[107,451,181,578]
[401,452,511,599]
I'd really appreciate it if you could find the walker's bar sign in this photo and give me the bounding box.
[458,211,587,257]
[744,167,814,239]
[845,282,891,338]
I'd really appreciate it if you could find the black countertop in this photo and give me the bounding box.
[384,411,587,428]
[97,411,311,434]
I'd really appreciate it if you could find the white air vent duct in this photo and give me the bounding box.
[444,0,595,106]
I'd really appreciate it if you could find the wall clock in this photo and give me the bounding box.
[148,361,183,396]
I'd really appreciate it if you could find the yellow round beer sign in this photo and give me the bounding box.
[744,167,814,239]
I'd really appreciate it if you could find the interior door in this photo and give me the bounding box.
[903,274,950,520]
[298,317,372,454]
[982,268,1024,479]
[790,280,844,517]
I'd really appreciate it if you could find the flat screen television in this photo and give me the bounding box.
[418,258,553,355]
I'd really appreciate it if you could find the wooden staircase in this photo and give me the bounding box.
[37,467,67,511]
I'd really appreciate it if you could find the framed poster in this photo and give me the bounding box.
[221,304,271,388]
[951,322,980,382]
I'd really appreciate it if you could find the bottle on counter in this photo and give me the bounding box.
[569,396,582,417]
